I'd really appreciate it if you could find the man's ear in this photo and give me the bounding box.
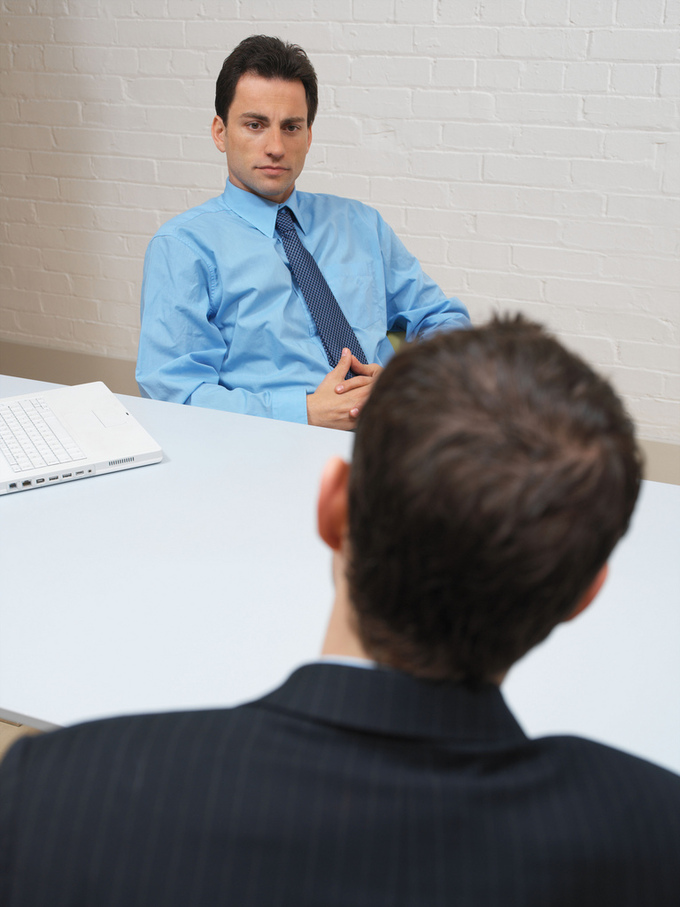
[317,457,350,552]
[306,124,313,152]
[563,563,609,623]
[211,115,227,153]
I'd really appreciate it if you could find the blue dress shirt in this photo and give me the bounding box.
[137,180,470,424]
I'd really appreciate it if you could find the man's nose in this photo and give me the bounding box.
[265,130,284,157]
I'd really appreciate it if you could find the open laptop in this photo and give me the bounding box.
[0,381,163,495]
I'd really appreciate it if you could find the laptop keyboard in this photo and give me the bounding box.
[0,397,86,473]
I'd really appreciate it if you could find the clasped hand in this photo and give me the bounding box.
[306,348,383,431]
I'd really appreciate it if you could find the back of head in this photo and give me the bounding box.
[215,34,318,126]
[348,316,642,684]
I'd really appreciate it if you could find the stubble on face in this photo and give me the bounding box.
[212,73,312,204]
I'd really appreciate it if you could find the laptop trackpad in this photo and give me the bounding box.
[92,403,129,428]
[68,406,128,432]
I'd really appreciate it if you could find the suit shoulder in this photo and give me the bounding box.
[539,733,680,808]
[0,706,263,778]
[546,733,680,773]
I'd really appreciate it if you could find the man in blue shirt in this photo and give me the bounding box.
[136,35,469,429]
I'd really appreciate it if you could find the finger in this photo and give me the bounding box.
[349,357,381,377]
[348,357,371,376]
[332,349,359,393]
[332,348,352,376]
[335,375,373,394]
[339,387,372,419]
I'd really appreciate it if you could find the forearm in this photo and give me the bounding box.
[378,216,470,338]
[402,296,470,340]
[189,381,308,424]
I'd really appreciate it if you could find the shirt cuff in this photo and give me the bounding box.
[272,387,309,425]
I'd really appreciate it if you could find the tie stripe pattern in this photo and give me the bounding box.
[276,206,367,374]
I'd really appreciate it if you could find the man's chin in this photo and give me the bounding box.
[252,180,295,203]
[229,172,295,203]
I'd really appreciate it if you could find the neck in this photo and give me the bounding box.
[321,600,370,661]
[321,554,371,660]
[321,553,507,685]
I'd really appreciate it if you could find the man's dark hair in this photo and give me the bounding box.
[215,35,318,126]
[348,315,642,684]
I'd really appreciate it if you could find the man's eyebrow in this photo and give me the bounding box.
[239,111,270,123]
[238,112,306,126]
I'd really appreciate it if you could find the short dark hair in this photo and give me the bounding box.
[348,316,642,684]
[215,35,318,126]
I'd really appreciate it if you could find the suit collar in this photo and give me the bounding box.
[261,663,527,743]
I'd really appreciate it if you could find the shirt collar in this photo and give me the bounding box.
[317,655,377,670]
[221,179,305,238]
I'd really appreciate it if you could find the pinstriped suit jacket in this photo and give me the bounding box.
[1,662,679,906]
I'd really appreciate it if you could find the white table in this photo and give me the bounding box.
[0,376,352,729]
[1,375,679,775]
[503,476,680,776]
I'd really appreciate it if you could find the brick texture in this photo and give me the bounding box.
[0,1,678,442]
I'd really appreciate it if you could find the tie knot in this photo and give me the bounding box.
[275,206,297,236]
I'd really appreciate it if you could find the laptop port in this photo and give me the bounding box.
[49,475,59,481]
[62,473,72,478]
[36,478,46,484]
[9,482,17,489]
[22,480,32,487]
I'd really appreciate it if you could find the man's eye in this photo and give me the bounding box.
[246,122,262,130]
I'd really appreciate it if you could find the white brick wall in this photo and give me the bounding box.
[1,0,678,442]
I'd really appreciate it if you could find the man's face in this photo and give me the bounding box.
[212,73,312,204]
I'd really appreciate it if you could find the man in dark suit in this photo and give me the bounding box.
[1,316,679,905]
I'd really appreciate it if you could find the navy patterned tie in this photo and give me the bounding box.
[276,206,367,376]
